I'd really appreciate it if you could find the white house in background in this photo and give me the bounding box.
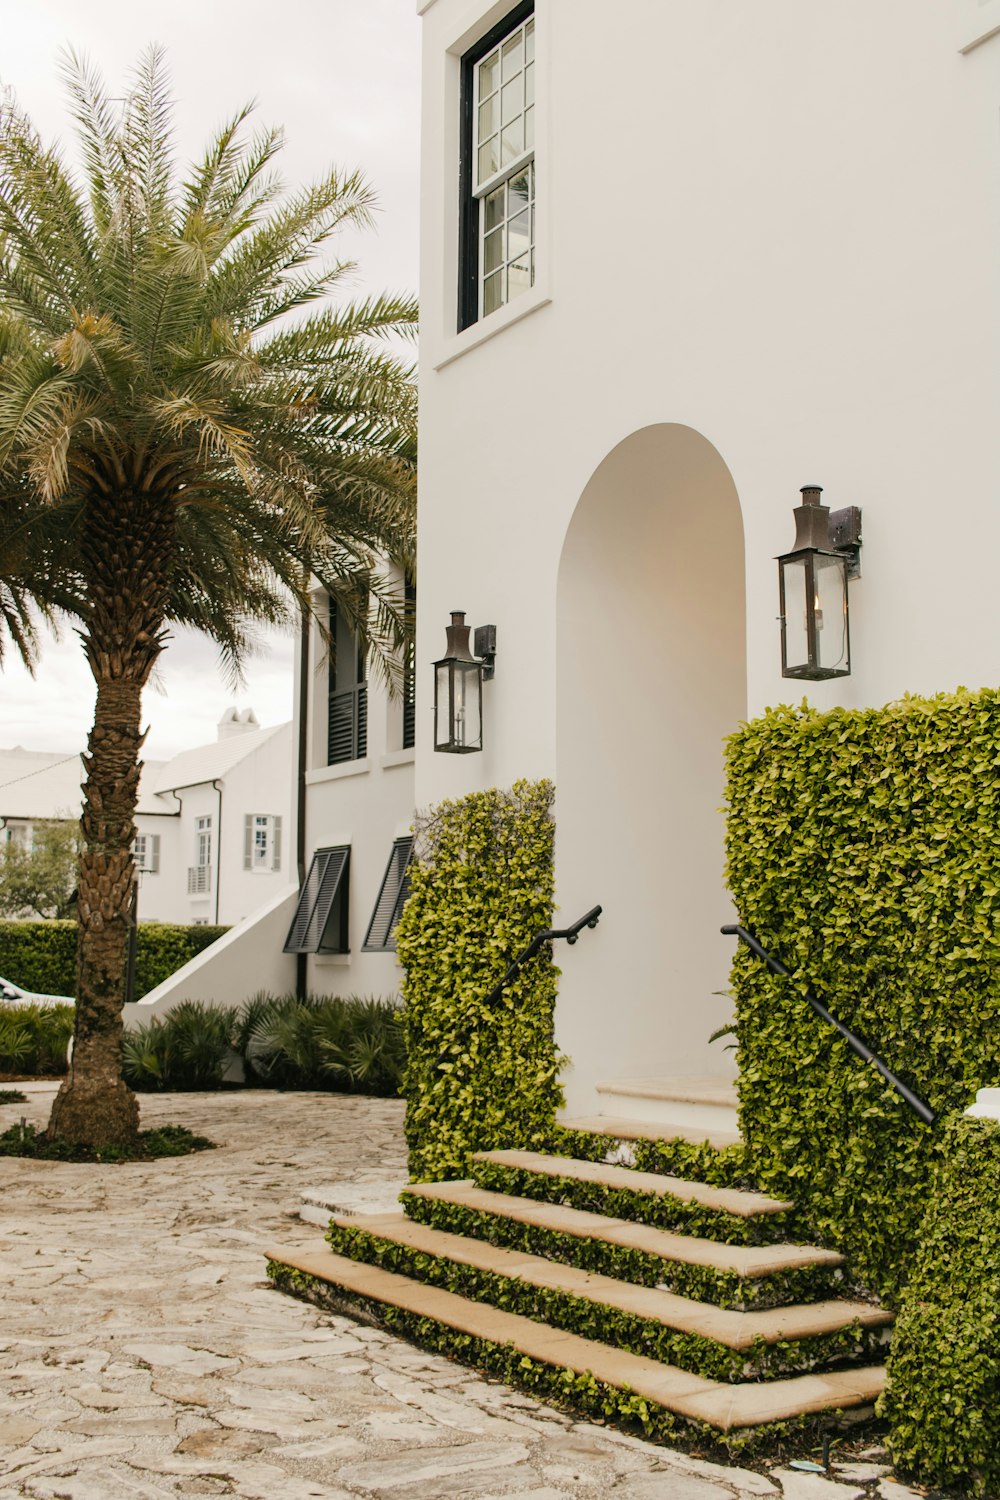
[0,747,173,913]
[0,708,294,931]
[409,0,1000,1119]
[147,708,295,927]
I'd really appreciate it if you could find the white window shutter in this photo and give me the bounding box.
[272,816,282,872]
[244,815,253,870]
[150,834,160,873]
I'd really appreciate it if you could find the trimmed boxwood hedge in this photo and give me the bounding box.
[880,1114,1000,1493]
[725,689,1000,1301]
[395,779,561,1183]
[0,920,227,998]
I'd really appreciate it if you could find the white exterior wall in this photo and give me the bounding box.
[149,725,295,929]
[299,606,415,1000]
[124,887,298,1021]
[415,0,1000,1110]
[133,812,183,923]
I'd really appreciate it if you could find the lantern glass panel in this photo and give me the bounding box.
[814,552,849,674]
[435,663,453,749]
[781,555,810,674]
[454,660,482,750]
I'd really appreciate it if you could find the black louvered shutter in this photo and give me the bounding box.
[363,837,413,951]
[284,847,350,953]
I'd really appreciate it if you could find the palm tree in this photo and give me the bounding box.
[0,50,418,1147]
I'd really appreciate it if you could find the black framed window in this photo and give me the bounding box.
[328,598,367,765]
[283,846,350,954]
[459,3,535,331]
[363,837,413,952]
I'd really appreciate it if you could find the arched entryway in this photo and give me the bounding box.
[555,423,746,1115]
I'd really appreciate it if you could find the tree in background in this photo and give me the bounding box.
[0,821,80,920]
[0,49,417,1146]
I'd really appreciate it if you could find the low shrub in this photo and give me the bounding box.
[242,994,404,1094]
[0,1121,214,1163]
[122,993,404,1095]
[0,1002,74,1075]
[0,921,228,998]
[122,1000,232,1091]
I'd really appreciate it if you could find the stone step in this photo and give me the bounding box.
[264,1240,886,1433]
[402,1181,845,1309]
[471,1149,791,1219]
[326,1210,892,1380]
[595,1076,740,1135]
[559,1114,743,1152]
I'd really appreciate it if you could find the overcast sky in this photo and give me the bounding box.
[0,0,421,760]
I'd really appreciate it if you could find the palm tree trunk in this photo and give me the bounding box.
[48,674,146,1145]
[48,484,173,1147]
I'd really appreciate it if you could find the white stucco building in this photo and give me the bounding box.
[139,3,1000,1105]
[0,709,294,931]
[407,0,1000,1117]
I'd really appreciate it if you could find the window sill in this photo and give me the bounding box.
[306,759,371,786]
[432,284,551,371]
[312,952,351,966]
[380,749,415,770]
[959,1,1000,50]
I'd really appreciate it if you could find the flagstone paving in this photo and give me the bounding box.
[0,1088,915,1499]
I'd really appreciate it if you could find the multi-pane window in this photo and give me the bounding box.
[195,816,212,870]
[133,833,160,873]
[244,814,282,872]
[460,5,535,329]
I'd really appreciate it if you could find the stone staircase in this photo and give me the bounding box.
[264,1115,891,1451]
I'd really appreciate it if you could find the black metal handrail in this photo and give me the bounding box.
[483,905,603,1008]
[721,922,935,1126]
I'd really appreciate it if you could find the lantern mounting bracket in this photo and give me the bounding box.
[473,624,497,680]
[829,506,863,580]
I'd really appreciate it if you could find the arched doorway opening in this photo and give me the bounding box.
[555,423,746,1115]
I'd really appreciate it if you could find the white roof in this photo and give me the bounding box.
[0,749,167,819]
[0,719,291,821]
[152,723,288,794]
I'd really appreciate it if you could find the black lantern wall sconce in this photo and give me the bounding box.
[433,611,497,753]
[778,486,862,681]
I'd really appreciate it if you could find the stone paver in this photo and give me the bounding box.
[2,1088,895,1498]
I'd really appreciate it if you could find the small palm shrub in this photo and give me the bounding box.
[243,994,404,1094]
[122,994,404,1094]
[0,1003,74,1075]
[121,1001,233,1091]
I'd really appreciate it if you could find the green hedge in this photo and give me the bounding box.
[880,1115,1000,1493]
[395,779,561,1182]
[0,921,228,998]
[725,689,1000,1300]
